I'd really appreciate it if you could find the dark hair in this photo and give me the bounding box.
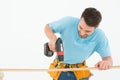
[81,7,102,27]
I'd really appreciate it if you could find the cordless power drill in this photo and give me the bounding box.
[44,38,64,62]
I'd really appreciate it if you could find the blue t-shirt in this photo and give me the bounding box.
[49,16,111,64]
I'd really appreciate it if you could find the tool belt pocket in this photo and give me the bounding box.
[74,65,91,80]
[48,60,61,80]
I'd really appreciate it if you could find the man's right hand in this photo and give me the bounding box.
[44,24,57,52]
[48,39,57,52]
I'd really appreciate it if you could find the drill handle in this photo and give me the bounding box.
[56,38,63,51]
[56,38,64,61]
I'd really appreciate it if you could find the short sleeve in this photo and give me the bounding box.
[95,32,111,58]
[49,16,72,34]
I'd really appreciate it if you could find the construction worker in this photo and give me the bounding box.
[44,7,113,80]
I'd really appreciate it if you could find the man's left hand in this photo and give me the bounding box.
[95,60,112,70]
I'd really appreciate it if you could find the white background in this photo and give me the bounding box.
[0,0,120,80]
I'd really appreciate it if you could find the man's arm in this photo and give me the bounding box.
[95,56,113,70]
[44,24,57,52]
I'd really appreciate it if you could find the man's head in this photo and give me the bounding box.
[78,7,102,38]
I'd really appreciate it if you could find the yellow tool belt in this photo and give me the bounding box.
[48,59,91,80]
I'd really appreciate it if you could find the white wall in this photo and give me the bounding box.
[0,0,120,80]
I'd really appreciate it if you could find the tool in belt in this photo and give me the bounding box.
[44,38,91,80]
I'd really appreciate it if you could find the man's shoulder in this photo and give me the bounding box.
[62,16,79,21]
[94,28,107,41]
[63,16,79,19]
[95,28,105,36]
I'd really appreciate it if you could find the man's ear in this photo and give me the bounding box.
[95,24,99,29]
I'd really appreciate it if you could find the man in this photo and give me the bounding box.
[44,7,113,80]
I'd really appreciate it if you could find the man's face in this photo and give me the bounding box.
[78,18,96,38]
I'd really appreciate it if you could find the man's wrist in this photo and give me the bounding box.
[50,36,57,43]
[103,60,113,66]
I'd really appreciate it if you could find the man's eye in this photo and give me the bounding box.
[80,27,82,29]
[86,31,90,33]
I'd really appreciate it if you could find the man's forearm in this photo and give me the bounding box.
[44,24,57,41]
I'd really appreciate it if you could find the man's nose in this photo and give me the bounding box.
[80,30,85,35]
